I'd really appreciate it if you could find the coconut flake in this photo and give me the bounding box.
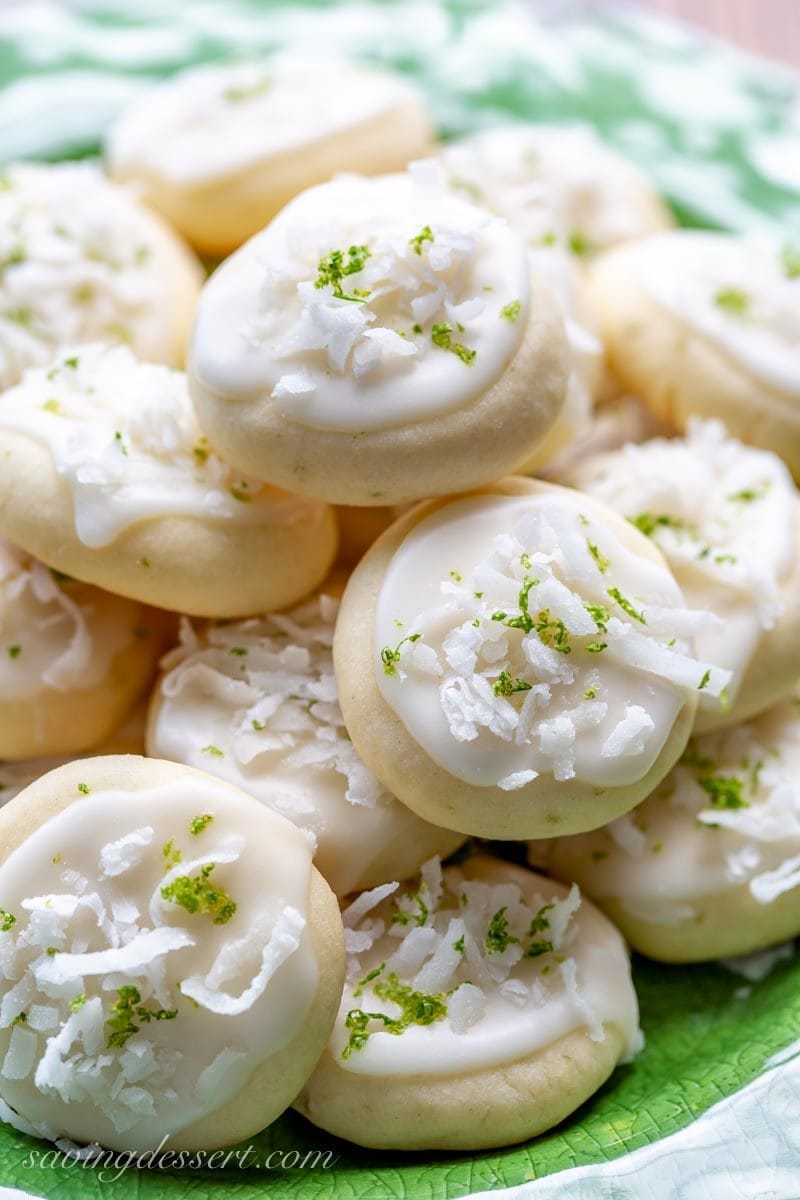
[560,956,605,1042]
[35,927,194,986]
[498,769,539,791]
[99,826,154,878]
[1,1024,37,1080]
[601,705,656,759]
[180,907,304,1015]
[448,982,487,1034]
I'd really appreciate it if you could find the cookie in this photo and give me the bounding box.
[590,231,800,476]
[0,162,202,389]
[294,854,640,1150]
[147,594,464,897]
[334,476,727,840]
[106,54,434,257]
[530,693,800,962]
[188,164,568,505]
[440,124,672,259]
[568,420,800,730]
[0,755,344,1151]
[0,537,170,760]
[0,345,337,617]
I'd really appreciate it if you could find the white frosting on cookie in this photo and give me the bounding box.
[375,491,730,789]
[189,164,531,433]
[571,420,797,714]
[0,538,138,698]
[440,124,660,254]
[333,857,640,1075]
[149,596,457,896]
[539,695,800,921]
[0,344,314,548]
[641,231,800,399]
[0,776,317,1149]
[0,163,188,389]
[108,53,425,188]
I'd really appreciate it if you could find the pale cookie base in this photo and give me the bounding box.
[0,595,172,760]
[296,855,633,1151]
[117,101,435,258]
[590,243,800,479]
[693,498,800,734]
[189,272,569,507]
[599,888,800,964]
[334,476,697,840]
[0,755,345,1152]
[0,431,338,617]
[294,1021,626,1151]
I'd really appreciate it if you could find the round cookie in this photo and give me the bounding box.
[589,231,800,476]
[147,593,464,897]
[0,161,202,389]
[188,164,569,506]
[106,53,434,257]
[0,537,170,760]
[567,421,800,731]
[440,123,672,259]
[530,693,800,962]
[0,344,337,617]
[294,853,640,1151]
[333,477,729,841]
[0,755,344,1152]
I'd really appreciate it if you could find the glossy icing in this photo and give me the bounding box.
[375,491,728,789]
[0,776,317,1149]
[190,164,531,432]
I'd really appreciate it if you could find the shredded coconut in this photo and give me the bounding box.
[341,857,596,1047]
[382,493,729,786]
[0,161,185,390]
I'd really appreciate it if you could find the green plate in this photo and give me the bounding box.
[0,2,799,1195]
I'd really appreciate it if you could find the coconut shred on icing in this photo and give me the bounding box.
[573,421,797,712]
[190,164,530,432]
[0,538,132,697]
[0,778,317,1149]
[108,54,422,188]
[441,125,653,253]
[332,858,640,1076]
[151,596,440,896]
[563,696,800,923]
[0,163,175,389]
[0,344,304,548]
[375,492,732,790]
[641,232,800,399]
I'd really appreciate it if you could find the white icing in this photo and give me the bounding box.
[107,53,425,188]
[0,537,140,699]
[189,166,530,433]
[0,777,317,1150]
[332,857,640,1075]
[541,693,800,917]
[0,344,316,548]
[440,123,660,253]
[0,162,188,390]
[149,596,458,897]
[572,420,797,713]
[375,492,729,789]
[641,231,800,399]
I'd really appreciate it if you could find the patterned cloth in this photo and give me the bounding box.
[0,0,797,233]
